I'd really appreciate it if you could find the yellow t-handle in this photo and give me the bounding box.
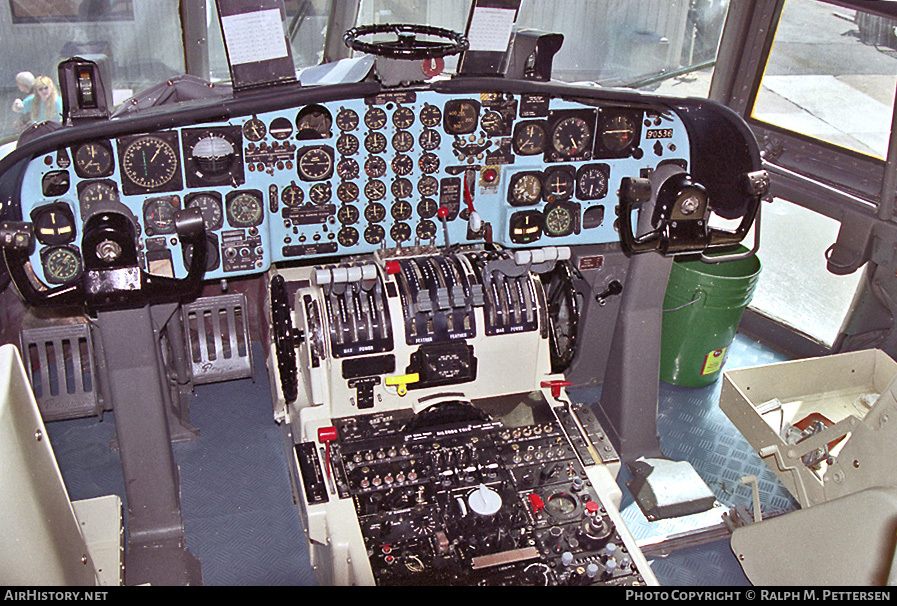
[385,373,419,396]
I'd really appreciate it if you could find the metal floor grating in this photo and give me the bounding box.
[44,334,791,586]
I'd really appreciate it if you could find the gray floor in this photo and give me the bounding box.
[46,334,792,586]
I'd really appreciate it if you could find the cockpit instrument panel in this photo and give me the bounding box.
[15,87,691,287]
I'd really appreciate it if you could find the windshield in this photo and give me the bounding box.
[0,0,729,143]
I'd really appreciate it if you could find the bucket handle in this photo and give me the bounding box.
[663,289,705,312]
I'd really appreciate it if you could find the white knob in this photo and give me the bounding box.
[468,484,502,516]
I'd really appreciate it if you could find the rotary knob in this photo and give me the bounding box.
[468,484,502,516]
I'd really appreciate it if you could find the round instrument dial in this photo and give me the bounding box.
[364,107,387,130]
[444,99,479,134]
[295,105,332,139]
[418,176,438,197]
[143,197,180,235]
[577,165,609,200]
[417,198,438,219]
[78,180,119,209]
[73,141,114,178]
[543,167,575,201]
[309,182,331,205]
[551,116,592,157]
[226,191,264,227]
[364,202,386,223]
[297,147,333,181]
[543,203,575,237]
[189,132,236,175]
[391,154,413,176]
[335,108,359,131]
[337,133,359,156]
[281,184,305,207]
[392,130,414,152]
[337,181,359,203]
[42,246,82,284]
[600,114,637,152]
[242,117,266,141]
[390,222,411,243]
[419,104,441,127]
[364,156,387,178]
[416,219,437,240]
[419,128,441,151]
[481,110,505,136]
[32,205,76,245]
[392,106,415,129]
[338,226,359,246]
[513,122,547,156]
[391,200,413,221]
[269,117,293,140]
[391,178,413,199]
[510,173,542,206]
[337,158,359,180]
[364,132,387,154]
[364,180,386,201]
[337,205,359,225]
[364,224,385,245]
[186,193,224,230]
[120,135,180,191]
[418,152,440,174]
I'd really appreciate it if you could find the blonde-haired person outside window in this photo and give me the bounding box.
[15,76,62,129]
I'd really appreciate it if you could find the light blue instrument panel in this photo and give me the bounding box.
[18,88,690,286]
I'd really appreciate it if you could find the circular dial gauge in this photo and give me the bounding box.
[242,116,266,141]
[336,134,359,156]
[226,191,264,227]
[391,178,413,199]
[577,165,609,200]
[309,182,331,205]
[391,154,413,176]
[364,132,387,154]
[416,219,437,240]
[269,117,293,140]
[338,226,359,246]
[364,180,386,201]
[601,114,637,152]
[364,156,387,178]
[364,202,386,223]
[391,200,412,220]
[418,176,438,197]
[390,222,411,243]
[364,107,387,130]
[543,204,575,237]
[364,224,385,245]
[513,122,547,156]
[392,130,414,152]
[32,205,76,245]
[186,193,223,230]
[337,205,359,224]
[337,158,359,180]
[297,147,333,181]
[73,141,114,178]
[392,106,415,129]
[419,128,441,151]
[418,152,439,174]
[511,173,542,206]
[295,105,332,138]
[42,246,82,284]
[337,181,359,203]
[190,133,236,175]
[543,168,575,201]
[78,180,119,208]
[419,104,442,127]
[551,116,592,156]
[121,135,180,191]
[417,198,438,219]
[335,108,359,131]
[281,183,305,207]
[481,110,505,136]
[143,197,180,235]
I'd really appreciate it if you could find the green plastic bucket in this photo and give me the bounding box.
[660,248,761,387]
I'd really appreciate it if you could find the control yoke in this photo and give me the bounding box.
[617,165,767,258]
[0,207,207,309]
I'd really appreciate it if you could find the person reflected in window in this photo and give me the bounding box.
[10,71,35,132]
[18,76,63,127]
